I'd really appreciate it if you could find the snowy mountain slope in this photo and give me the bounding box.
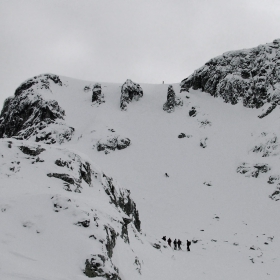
[0,72,280,279]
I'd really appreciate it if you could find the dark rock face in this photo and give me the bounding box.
[50,155,93,192]
[47,173,76,185]
[189,107,197,117]
[76,220,90,228]
[236,162,271,178]
[0,74,74,144]
[84,254,121,279]
[258,103,277,118]
[102,175,141,232]
[180,39,280,109]
[92,83,105,104]
[19,145,45,156]
[163,85,183,113]
[120,79,143,111]
[104,225,118,258]
[15,74,62,96]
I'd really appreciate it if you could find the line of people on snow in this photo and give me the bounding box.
[162,236,191,251]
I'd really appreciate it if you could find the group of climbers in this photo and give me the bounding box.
[162,236,191,251]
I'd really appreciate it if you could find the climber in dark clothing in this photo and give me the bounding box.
[178,239,182,250]
[162,236,166,241]
[173,239,178,250]
[167,238,172,247]
[186,240,191,251]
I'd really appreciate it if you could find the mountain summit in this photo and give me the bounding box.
[181,39,280,115]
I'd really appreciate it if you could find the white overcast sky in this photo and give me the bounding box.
[1,0,280,106]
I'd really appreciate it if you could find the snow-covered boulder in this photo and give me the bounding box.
[96,136,131,154]
[120,79,143,111]
[92,83,105,104]
[163,85,183,113]
[180,39,280,110]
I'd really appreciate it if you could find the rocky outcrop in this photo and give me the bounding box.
[200,137,208,148]
[92,83,105,104]
[236,162,271,178]
[180,39,280,110]
[250,132,280,157]
[0,74,74,144]
[258,103,277,118]
[102,174,141,232]
[120,79,143,111]
[19,145,45,156]
[96,136,131,154]
[268,175,280,184]
[269,187,280,201]
[189,106,197,117]
[84,254,121,279]
[15,74,62,96]
[163,85,183,113]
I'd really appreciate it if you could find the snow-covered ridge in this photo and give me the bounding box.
[180,38,280,113]
[0,139,143,279]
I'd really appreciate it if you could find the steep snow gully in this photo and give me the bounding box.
[1,39,280,280]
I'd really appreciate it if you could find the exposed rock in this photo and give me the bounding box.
[258,103,277,118]
[19,145,45,156]
[120,79,143,111]
[75,220,90,228]
[153,243,161,249]
[251,132,280,157]
[104,225,118,258]
[189,107,197,117]
[199,119,212,128]
[1,139,143,280]
[15,74,62,96]
[121,221,130,244]
[163,85,183,113]
[178,133,186,138]
[80,162,92,185]
[84,254,121,279]
[0,75,74,144]
[236,162,271,178]
[200,137,208,148]
[180,39,280,109]
[269,187,280,201]
[92,83,105,104]
[268,175,280,184]
[134,257,142,275]
[96,136,131,154]
[84,85,91,92]
[102,174,141,232]
[47,173,76,185]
